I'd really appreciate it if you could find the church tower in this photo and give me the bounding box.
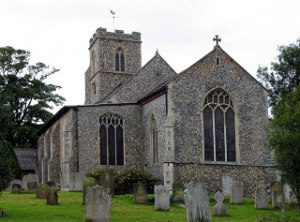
[85,27,142,104]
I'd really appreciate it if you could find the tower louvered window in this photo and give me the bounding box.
[203,88,236,162]
[99,113,124,166]
[115,48,125,72]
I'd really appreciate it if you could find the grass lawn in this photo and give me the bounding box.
[0,192,299,222]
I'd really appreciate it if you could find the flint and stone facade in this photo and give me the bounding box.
[37,28,276,195]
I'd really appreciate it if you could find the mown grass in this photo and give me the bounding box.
[0,192,299,222]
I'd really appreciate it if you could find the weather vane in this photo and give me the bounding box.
[110,10,116,31]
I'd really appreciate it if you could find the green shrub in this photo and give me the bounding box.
[86,168,117,182]
[115,167,159,194]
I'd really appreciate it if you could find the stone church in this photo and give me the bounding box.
[37,27,276,195]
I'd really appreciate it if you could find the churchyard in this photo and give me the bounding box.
[0,190,299,221]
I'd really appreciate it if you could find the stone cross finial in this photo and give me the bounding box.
[213,35,221,45]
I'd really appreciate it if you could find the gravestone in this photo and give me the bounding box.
[27,182,38,192]
[22,174,37,189]
[83,177,98,204]
[230,181,243,204]
[184,181,211,222]
[271,181,283,208]
[85,185,111,222]
[12,183,22,193]
[222,175,234,196]
[213,191,228,216]
[172,183,185,203]
[47,188,58,205]
[8,179,23,191]
[36,183,51,199]
[100,173,114,196]
[283,184,297,204]
[154,185,170,211]
[133,182,148,204]
[255,182,268,209]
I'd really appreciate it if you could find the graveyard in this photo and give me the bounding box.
[0,190,299,222]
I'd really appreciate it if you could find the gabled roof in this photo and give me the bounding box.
[14,149,37,171]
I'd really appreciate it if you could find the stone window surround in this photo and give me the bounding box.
[99,112,125,166]
[201,87,240,164]
[114,47,125,72]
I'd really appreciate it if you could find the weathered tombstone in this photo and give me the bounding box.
[184,181,211,222]
[27,182,38,192]
[47,188,58,205]
[8,179,23,191]
[213,191,228,216]
[230,181,243,204]
[222,175,234,196]
[12,183,22,193]
[22,174,37,189]
[255,182,268,209]
[172,183,185,203]
[100,173,114,196]
[283,184,297,204]
[36,183,51,199]
[133,182,148,204]
[83,177,98,204]
[154,185,170,211]
[271,181,283,208]
[85,185,111,222]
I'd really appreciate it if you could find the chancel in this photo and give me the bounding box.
[37,27,276,195]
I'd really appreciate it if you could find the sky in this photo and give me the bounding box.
[0,0,299,113]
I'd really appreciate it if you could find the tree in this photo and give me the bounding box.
[257,39,300,106]
[268,86,300,211]
[0,140,19,216]
[0,46,65,148]
[257,39,300,212]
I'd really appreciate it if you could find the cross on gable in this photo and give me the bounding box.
[213,35,221,45]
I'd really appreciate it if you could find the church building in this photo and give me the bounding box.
[37,27,276,195]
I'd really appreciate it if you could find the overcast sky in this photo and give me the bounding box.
[1,0,299,112]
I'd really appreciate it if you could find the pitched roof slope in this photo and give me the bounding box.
[99,52,177,104]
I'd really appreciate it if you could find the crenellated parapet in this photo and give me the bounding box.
[89,27,141,48]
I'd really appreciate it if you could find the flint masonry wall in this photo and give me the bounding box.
[170,46,276,196]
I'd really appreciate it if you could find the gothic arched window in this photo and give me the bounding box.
[150,115,158,163]
[203,88,236,162]
[99,113,124,166]
[115,48,125,72]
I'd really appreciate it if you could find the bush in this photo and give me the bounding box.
[115,167,159,194]
[85,168,117,182]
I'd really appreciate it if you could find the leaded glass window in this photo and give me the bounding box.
[99,113,124,166]
[203,88,236,162]
[150,115,158,164]
[115,48,125,72]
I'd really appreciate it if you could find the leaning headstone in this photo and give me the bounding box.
[27,182,38,192]
[230,181,243,204]
[47,188,58,205]
[83,177,98,204]
[85,185,111,222]
[271,181,283,208]
[155,185,170,211]
[133,182,148,204]
[213,191,228,216]
[172,183,185,203]
[222,175,234,196]
[36,183,51,199]
[255,182,268,209]
[283,184,297,204]
[100,173,114,196]
[184,181,211,222]
[12,183,22,193]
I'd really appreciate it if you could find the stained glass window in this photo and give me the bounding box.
[203,88,236,162]
[115,48,125,72]
[99,113,124,166]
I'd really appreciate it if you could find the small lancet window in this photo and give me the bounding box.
[203,88,236,162]
[150,115,158,164]
[115,48,125,72]
[216,58,219,65]
[91,50,96,73]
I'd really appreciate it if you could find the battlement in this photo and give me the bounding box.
[89,27,141,48]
